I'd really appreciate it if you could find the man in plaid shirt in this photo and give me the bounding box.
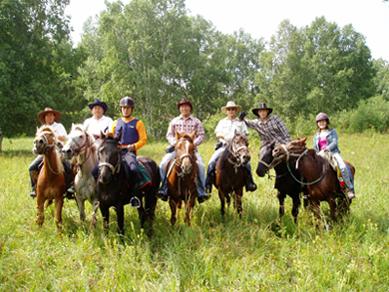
[158,98,209,203]
[240,103,291,148]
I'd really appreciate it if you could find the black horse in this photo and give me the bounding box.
[97,136,159,235]
[256,141,306,223]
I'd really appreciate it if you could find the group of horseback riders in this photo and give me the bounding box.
[28,96,355,205]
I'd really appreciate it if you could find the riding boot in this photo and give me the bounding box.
[157,177,169,201]
[244,163,257,192]
[29,170,37,198]
[63,161,75,199]
[205,163,215,193]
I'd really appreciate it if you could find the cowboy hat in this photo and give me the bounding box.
[252,102,273,117]
[177,98,193,110]
[88,98,108,112]
[221,101,241,113]
[37,107,61,124]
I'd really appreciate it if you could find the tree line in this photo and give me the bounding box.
[1,0,389,137]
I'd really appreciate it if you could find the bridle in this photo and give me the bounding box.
[174,138,196,177]
[35,131,56,153]
[227,139,249,170]
[98,143,121,175]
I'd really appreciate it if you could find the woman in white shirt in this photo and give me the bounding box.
[83,99,113,143]
[205,101,257,193]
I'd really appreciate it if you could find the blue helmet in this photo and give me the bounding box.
[119,96,134,107]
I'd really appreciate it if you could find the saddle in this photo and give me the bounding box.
[318,150,345,188]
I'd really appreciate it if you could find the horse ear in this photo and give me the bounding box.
[189,131,196,140]
[301,137,307,145]
[176,132,182,139]
[100,130,106,139]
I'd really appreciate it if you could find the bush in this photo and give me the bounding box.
[334,96,389,133]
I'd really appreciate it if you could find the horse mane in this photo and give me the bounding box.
[37,125,55,136]
[178,134,194,144]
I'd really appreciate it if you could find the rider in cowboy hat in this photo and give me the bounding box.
[205,101,257,193]
[83,98,113,144]
[240,102,291,148]
[157,98,209,203]
[108,96,152,208]
[29,107,74,198]
[314,112,355,200]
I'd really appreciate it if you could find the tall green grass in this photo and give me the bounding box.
[0,135,388,290]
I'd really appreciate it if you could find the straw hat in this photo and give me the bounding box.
[221,101,241,113]
[37,107,61,124]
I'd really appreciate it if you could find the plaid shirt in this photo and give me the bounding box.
[245,115,291,147]
[166,115,205,147]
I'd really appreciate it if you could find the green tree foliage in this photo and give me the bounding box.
[373,59,389,100]
[76,0,264,138]
[256,17,376,120]
[0,0,83,136]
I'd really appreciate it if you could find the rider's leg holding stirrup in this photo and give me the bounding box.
[244,162,257,192]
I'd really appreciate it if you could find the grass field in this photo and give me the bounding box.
[0,134,388,290]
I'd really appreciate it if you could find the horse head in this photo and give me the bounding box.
[33,126,56,155]
[97,135,121,185]
[62,124,93,159]
[272,137,307,161]
[175,131,196,176]
[256,141,276,177]
[227,132,250,167]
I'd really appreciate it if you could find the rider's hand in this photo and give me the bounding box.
[127,144,136,152]
[239,111,247,121]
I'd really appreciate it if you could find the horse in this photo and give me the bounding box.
[214,132,250,218]
[272,138,355,224]
[62,124,99,226]
[33,126,66,231]
[166,132,198,226]
[97,135,159,235]
[256,141,305,223]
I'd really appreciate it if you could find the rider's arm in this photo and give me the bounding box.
[326,129,339,152]
[193,119,205,146]
[109,119,118,135]
[133,120,147,151]
[166,120,177,146]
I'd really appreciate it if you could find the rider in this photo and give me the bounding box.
[240,102,291,149]
[205,101,257,193]
[158,98,210,203]
[109,96,152,207]
[313,112,355,200]
[28,107,74,198]
[83,98,113,144]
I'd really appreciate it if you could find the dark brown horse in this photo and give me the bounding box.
[215,132,250,217]
[33,126,66,231]
[97,136,159,235]
[166,132,198,226]
[273,138,355,224]
[256,141,304,223]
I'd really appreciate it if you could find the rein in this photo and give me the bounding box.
[227,143,248,171]
[98,153,121,175]
[281,146,327,186]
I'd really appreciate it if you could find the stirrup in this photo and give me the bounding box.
[130,197,141,208]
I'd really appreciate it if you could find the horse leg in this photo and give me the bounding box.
[54,196,64,232]
[184,191,194,226]
[235,189,243,218]
[277,191,286,219]
[328,197,337,222]
[137,202,146,229]
[169,199,177,226]
[75,195,86,221]
[36,193,45,226]
[116,204,125,236]
[291,193,301,224]
[91,199,100,228]
[100,205,110,234]
[218,189,226,218]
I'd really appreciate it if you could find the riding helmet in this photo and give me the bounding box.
[119,96,135,108]
[315,112,330,123]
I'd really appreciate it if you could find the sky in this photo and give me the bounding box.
[66,0,389,61]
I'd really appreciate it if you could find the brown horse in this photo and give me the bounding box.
[166,132,198,226]
[33,126,66,231]
[215,132,250,218]
[273,138,355,224]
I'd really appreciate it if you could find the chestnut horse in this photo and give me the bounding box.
[166,132,198,226]
[256,141,304,223]
[214,132,250,217]
[273,138,355,223]
[33,126,66,231]
[97,136,159,235]
[62,124,99,226]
